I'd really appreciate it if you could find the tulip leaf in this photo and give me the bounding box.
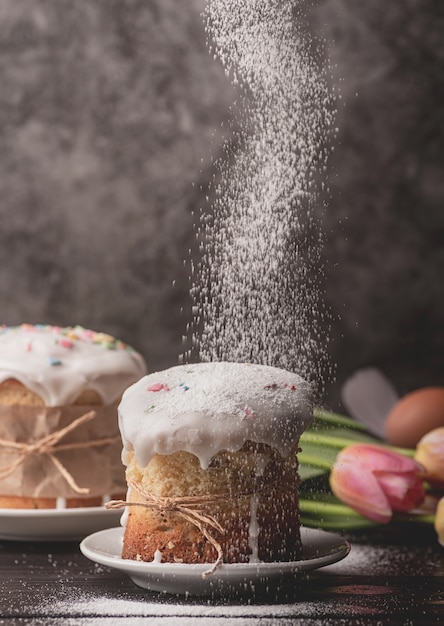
[299,497,378,530]
[299,441,338,467]
[298,463,329,481]
[311,409,381,442]
[313,408,370,431]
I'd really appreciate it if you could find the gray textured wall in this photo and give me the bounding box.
[0,0,442,409]
[0,0,234,372]
[316,0,444,404]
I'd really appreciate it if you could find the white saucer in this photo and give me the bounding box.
[80,526,350,596]
[0,506,122,541]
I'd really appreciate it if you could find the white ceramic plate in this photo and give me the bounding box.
[0,506,122,541]
[80,526,350,596]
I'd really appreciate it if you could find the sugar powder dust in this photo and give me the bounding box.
[185,0,336,396]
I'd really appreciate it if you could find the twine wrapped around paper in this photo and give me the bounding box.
[0,411,120,494]
[106,480,229,578]
[0,404,126,499]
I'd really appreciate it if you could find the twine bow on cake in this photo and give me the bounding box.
[106,481,226,578]
[0,410,120,495]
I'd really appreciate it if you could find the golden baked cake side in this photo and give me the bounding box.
[121,444,301,564]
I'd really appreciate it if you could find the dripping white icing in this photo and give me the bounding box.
[55,497,66,510]
[0,324,147,406]
[118,362,313,469]
[153,550,163,563]
[248,493,260,563]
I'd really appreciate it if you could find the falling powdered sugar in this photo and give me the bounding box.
[186,0,335,394]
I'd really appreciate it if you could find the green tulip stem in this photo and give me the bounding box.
[301,431,362,450]
[299,498,378,529]
[299,499,436,530]
[395,512,436,525]
[300,498,366,518]
[300,430,415,459]
[300,517,378,531]
[313,408,368,431]
[298,453,333,471]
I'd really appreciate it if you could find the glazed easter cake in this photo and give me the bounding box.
[112,362,313,572]
[0,324,147,509]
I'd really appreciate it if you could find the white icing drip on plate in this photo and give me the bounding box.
[0,325,147,406]
[118,362,313,469]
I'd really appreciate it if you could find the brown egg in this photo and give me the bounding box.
[385,387,444,448]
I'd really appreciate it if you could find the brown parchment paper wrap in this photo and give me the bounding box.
[0,404,125,499]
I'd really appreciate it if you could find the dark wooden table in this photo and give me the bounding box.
[1,524,443,625]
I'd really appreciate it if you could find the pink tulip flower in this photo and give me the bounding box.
[415,427,444,489]
[329,444,425,524]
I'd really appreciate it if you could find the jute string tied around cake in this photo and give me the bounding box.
[0,410,121,494]
[106,480,229,579]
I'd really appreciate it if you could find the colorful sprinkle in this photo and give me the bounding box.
[179,383,190,392]
[58,338,74,349]
[147,383,170,392]
[0,324,134,352]
[264,381,296,391]
[66,331,80,341]
[49,357,62,366]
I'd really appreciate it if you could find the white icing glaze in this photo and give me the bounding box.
[0,324,147,406]
[55,497,66,510]
[153,550,163,563]
[118,362,313,469]
[248,493,260,563]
